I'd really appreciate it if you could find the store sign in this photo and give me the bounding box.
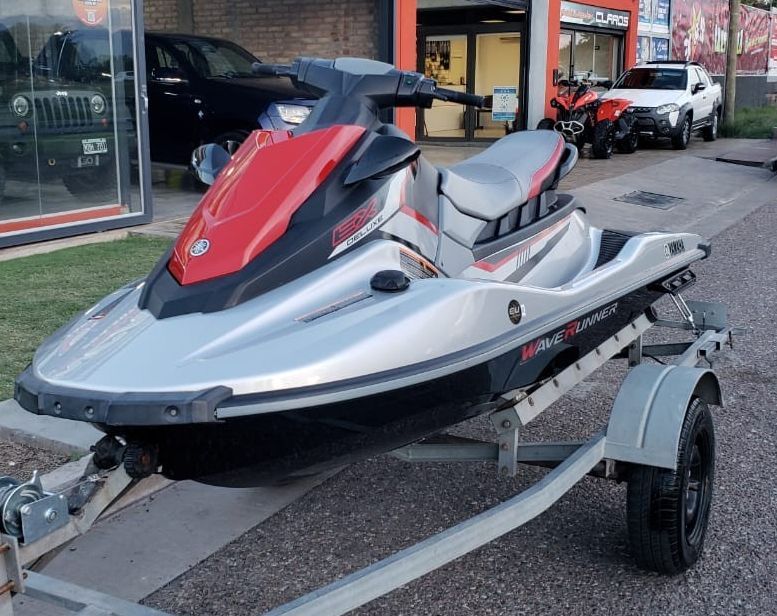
[492,86,518,122]
[560,1,630,31]
[72,0,108,26]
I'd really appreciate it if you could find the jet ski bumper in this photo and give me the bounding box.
[15,366,232,426]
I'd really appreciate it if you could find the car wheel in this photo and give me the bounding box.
[213,130,250,156]
[703,111,719,142]
[627,398,715,574]
[537,118,556,131]
[591,119,615,159]
[62,164,118,202]
[616,130,639,154]
[672,116,692,150]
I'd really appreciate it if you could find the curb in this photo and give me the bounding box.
[0,229,129,263]
[0,399,101,456]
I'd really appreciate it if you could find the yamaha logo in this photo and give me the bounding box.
[190,238,210,257]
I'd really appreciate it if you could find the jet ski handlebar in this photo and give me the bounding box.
[432,87,484,108]
[252,59,484,109]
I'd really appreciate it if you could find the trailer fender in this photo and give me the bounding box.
[604,364,722,470]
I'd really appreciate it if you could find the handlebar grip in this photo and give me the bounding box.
[251,62,292,76]
[435,87,485,108]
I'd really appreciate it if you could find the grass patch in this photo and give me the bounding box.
[720,106,777,139]
[0,235,171,399]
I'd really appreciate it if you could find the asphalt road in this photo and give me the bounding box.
[144,203,777,615]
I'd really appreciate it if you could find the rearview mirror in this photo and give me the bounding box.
[601,80,614,89]
[692,83,706,94]
[191,143,231,185]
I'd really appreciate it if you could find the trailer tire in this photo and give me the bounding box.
[626,397,715,574]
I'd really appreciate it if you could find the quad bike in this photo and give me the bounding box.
[537,80,638,159]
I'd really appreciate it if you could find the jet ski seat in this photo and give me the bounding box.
[440,131,568,222]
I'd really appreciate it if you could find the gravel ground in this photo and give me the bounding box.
[0,440,69,478]
[146,204,777,616]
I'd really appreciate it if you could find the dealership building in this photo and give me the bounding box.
[141,0,639,141]
[1,0,774,246]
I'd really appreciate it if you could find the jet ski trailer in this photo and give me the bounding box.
[1,297,739,615]
[16,58,725,489]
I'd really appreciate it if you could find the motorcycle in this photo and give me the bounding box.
[537,79,638,159]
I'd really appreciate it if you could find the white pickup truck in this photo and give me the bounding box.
[602,61,723,150]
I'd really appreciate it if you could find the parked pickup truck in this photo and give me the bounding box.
[602,61,722,150]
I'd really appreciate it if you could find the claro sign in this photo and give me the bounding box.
[560,1,631,31]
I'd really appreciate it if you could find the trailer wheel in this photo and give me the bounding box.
[626,397,715,574]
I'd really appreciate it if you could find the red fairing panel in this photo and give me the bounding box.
[169,125,366,285]
[527,137,564,200]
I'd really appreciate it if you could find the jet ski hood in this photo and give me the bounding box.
[169,125,365,285]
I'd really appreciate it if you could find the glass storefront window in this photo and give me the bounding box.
[558,31,573,81]
[474,32,521,139]
[559,29,621,93]
[0,0,146,240]
[422,34,467,139]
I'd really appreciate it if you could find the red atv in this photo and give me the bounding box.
[537,80,638,159]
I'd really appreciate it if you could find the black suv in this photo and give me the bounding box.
[29,29,315,168]
[144,32,315,165]
[0,24,116,203]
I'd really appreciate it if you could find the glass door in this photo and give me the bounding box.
[420,34,468,139]
[559,29,622,93]
[419,28,525,141]
[558,30,573,82]
[473,32,522,139]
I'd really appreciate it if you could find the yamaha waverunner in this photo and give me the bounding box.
[15,58,709,486]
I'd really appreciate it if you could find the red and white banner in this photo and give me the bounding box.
[672,1,771,76]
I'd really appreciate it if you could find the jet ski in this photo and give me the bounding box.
[15,58,709,486]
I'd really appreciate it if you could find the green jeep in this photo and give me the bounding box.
[0,23,117,205]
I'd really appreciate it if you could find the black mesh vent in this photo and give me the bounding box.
[595,230,633,268]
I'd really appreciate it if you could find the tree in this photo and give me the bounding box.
[724,0,741,124]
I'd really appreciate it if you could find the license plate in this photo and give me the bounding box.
[82,138,108,155]
[77,154,100,168]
